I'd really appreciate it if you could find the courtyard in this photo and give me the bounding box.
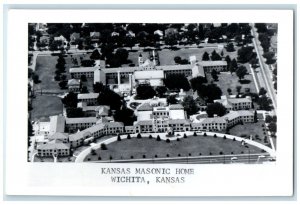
[84,133,262,161]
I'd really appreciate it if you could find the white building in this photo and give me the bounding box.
[214,95,252,111]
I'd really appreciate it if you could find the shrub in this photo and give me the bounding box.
[223,135,227,140]
[131,156,134,159]
[101,143,107,150]
[241,151,244,154]
[204,132,207,136]
[157,135,161,141]
[166,139,171,143]
[219,151,223,155]
[143,155,146,158]
[109,156,113,160]
[233,138,236,141]
[98,156,102,160]
[176,138,180,141]
[193,132,197,136]
[214,134,217,138]
[91,149,96,155]
[127,134,131,139]
[209,152,212,155]
[166,154,169,157]
[188,153,191,156]
[199,153,202,156]
[178,154,181,157]
[231,152,234,154]
[183,134,187,138]
[155,155,158,158]
[87,158,90,161]
[149,135,153,139]
[137,133,142,139]
[117,135,121,141]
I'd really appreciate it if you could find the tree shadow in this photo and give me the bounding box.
[239,79,251,84]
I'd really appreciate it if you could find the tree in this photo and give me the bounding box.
[164,74,191,91]
[165,34,178,47]
[206,102,227,117]
[58,80,68,89]
[66,107,84,118]
[156,135,161,141]
[268,122,277,133]
[114,107,136,126]
[254,110,258,123]
[32,74,41,84]
[236,65,248,80]
[90,49,101,60]
[181,96,199,116]
[81,60,95,67]
[101,143,107,150]
[257,95,272,111]
[167,95,178,105]
[117,134,121,141]
[226,43,235,52]
[136,84,156,100]
[265,115,273,123]
[190,76,207,91]
[115,48,129,64]
[80,75,87,82]
[28,120,33,136]
[237,46,256,63]
[236,85,242,94]
[225,55,231,70]
[229,58,238,73]
[62,92,78,108]
[227,88,232,95]
[259,87,267,96]
[93,82,104,93]
[210,50,222,61]
[211,69,218,81]
[97,87,122,110]
[263,52,276,64]
[197,83,223,103]
[80,86,89,93]
[202,52,210,61]
[155,86,167,98]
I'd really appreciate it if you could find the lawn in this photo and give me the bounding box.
[127,47,238,66]
[229,120,272,148]
[30,95,63,121]
[84,134,262,161]
[206,69,257,96]
[34,53,92,93]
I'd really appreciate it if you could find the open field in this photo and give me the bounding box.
[127,47,238,66]
[84,134,262,161]
[34,53,92,92]
[229,120,272,148]
[30,95,63,121]
[206,71,257,96]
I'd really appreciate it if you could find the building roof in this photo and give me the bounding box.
[102,67,137,74]
[96,106,110,116]
[223,111,241,121]
[158,64,194,71]
[78,93,99,100]
[199,61,227,67]
[136,120,153,126]
[69,67,98,73]
[70,32,80,40]
[134,70,164,80]
[192,65,205,77]
[69,130,92,142]
[198,117,227,124]
[236,110,254,116]
[90,31,100,38]
[228,98,252,104]
[47,132,69,141]
[168,119,190,124]
[49,115,65,134]
[67,79,80,86]
[169,104,184,110]
[137,103,153,111]
[104,121,124,128]
[65,117,97,124]
[37,140,70,150]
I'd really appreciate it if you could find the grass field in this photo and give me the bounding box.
[206,69,257,96]
[127,47,238,66]
[30,95,63,121]
[34,53,92,92]
[84,134,262,161]
[229,120,272,148]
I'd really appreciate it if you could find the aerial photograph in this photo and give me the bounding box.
[27,23,277,164]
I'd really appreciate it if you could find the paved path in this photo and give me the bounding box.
[74,131,276,163]
[251,24,277,111]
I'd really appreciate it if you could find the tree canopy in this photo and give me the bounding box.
[164,74,191,91]
[181,96,199,116]
[235,65,248,80]
[206,102,227,117]
[62,92,78,108]
[136,84,156,100]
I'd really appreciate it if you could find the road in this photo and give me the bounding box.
[251,24,277,112]
[91,153,273,164]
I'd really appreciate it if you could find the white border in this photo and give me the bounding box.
[5,9,294,196]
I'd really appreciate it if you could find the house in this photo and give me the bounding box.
[164,28,178,37]
[39,35,50,45]
[46,132,69,143]
[199,61,227,72]
[77,93,99,106]
[95,106,110,118]
[69,67,99,78]
[37,139,70,157]
[67,79,81,92]
[49,115,65,135]
[214,95,252,111]
[65,117,97,133]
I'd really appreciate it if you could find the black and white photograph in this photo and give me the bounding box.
[27,22,278,164]
[3,7,295,198]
